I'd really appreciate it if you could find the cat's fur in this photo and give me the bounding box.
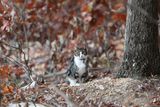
[66,47,88,86]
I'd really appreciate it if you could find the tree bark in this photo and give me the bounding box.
[117,0,160,78]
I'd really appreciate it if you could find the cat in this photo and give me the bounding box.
[66,47,89,86]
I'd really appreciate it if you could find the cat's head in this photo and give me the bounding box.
[74,47,87,60]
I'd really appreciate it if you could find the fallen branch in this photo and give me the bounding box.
[49,83,78,107]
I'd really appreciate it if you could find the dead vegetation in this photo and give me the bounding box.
[46,77,160,107]
[0,0,160,107]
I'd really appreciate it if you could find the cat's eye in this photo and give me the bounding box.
[74,47,87,56]
[74,50,80,56]
[82,49,87,55]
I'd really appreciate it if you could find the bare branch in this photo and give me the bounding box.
[50,83,78,107]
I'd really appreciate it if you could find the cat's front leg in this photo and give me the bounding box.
[79,71,88,83]
[67,77,80,86]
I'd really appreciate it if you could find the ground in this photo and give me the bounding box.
[45,76,160,107]
[2,40,160,107]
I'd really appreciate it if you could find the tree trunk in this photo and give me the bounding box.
[117,0,160,78]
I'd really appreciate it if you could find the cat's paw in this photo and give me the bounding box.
[70,83,80,86]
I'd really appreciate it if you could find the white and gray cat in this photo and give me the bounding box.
[66,47,89,86]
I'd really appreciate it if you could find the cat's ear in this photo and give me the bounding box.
[84,48,88,55]
[76,46,80,50]
[73,46,78,52]
[84,46,88,52]
[74,47,79,55]
[84,44,88,51]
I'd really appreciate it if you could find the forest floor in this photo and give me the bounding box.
[6,60,160,107]
[45,75,160,107]
[1,38,160,107]
[7,74,160,107]
[1,1,160,106]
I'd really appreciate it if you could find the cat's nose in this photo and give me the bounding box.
[80,54,84,58]
[80,53,83,57]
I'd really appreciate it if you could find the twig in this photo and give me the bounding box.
[79,94,89,106]
[1,55,33,82]
[43,67,111,80]
[0,40,33,81]
[50,83,78,107]
[7,0,31,74]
